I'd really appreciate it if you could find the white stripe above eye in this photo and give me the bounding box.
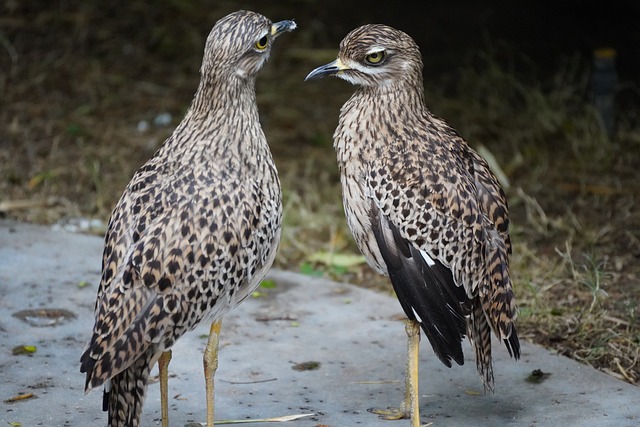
[365,46,385,55]
[419,249,436,266]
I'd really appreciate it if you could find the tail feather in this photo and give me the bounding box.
[503,326,520,360]
[81,287,158,392]
[104,350,156,427]
[467,301,495,392]
[483,227,520,359]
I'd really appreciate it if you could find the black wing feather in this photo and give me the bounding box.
[370,202,468,367]
[504,332,521,359]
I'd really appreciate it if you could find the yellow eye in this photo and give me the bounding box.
[365,51,386,65]
[255,35,268,50]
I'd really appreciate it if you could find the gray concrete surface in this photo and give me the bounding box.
[0,219,638,426]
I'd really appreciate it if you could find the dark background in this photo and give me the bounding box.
[5,1,638,83]
[300,0,640,84]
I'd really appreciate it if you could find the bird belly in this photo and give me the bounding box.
[193,211,282,326]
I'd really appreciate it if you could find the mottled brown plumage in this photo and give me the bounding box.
[306,24,519,425]
[80,10,295,427]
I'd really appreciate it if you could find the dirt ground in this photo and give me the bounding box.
[1,1,638,385]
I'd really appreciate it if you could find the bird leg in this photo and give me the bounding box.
[204,319,223,427]
[158,350,172,427]
[405,319,421,427]
[369,319,422,427]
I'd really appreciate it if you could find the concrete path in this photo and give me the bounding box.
[0,220,638,426]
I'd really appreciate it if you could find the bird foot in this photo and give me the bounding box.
[367,406,409,420]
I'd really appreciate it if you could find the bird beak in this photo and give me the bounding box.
[271,20,297,38]
[305,58,349,81]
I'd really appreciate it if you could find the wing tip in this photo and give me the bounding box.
[503,327,521,360]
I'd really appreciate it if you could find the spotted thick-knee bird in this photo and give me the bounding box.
[79,10,296,427]
[306,24,520,426]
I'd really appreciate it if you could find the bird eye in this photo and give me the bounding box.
[365,51,386,65]
[255,35,269,50]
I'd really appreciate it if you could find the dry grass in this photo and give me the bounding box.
[1,1,638,386]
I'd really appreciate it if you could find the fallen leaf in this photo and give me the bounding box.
[292,361,320,371]
[307,251,366,268]
[12,345,36,355]
[195,412,315,424]
[526,369,552,384]
[4,392,35,403]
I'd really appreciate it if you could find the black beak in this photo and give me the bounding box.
[272,20,297,37]
[305,59,348,81]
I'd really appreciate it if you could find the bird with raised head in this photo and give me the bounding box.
[80,10,296,427]
[306,24,520,426]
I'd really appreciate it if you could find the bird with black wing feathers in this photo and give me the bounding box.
[80,10,296,427]
[306,23,520,427]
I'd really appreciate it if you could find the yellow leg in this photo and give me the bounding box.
[405,320,421,427]
[369,319,421,427]
[158,350,172,427]
[204,319,222,427]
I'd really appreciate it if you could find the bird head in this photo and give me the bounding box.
[305,24,422,88]
[202,10,296,80]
